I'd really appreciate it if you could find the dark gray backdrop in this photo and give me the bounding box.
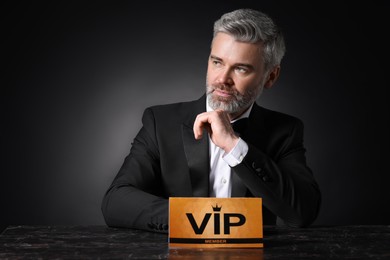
[2,1,389,232]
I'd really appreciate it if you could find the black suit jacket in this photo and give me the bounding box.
[101,95,321,233]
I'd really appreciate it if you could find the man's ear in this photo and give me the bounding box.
[264,66,281,89]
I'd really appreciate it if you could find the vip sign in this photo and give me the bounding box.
[169,197,263,248]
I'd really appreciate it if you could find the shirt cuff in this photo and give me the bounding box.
[222,138,249,167]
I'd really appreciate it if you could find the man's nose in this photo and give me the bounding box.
[217,69,234,85]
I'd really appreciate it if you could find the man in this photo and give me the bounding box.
[101,8,321,233]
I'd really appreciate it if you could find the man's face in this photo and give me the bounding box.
[206,32,267,118]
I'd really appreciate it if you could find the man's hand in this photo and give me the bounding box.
[193,110,239,153]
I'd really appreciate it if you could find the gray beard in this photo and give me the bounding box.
[206,84,262,114]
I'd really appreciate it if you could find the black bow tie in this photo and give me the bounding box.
[231,118,249,136]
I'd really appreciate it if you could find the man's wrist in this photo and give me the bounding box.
[223,138,249,167]
[223,135,240,153]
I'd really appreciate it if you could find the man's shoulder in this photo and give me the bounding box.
[255,105,304,127]
[143,95,206,122]
[147,98,199,112]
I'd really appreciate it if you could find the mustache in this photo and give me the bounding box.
[208,84,240,96]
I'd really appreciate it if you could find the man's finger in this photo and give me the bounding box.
[193,113,211,139]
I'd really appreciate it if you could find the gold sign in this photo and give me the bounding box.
[169,197,263,248]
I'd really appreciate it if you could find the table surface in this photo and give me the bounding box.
[0,225,389,259]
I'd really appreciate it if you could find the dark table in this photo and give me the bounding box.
[0,225,389,259]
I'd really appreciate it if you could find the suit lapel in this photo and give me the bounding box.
[231,103,267,197]
[242,103,267,151]
[231,171,247,197]
[181,95,209,197]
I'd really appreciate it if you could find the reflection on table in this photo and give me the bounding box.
[0,225,389,259]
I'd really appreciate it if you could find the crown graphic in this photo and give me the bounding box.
[212,204,222,212]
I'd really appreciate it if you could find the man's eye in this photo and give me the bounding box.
[235,67,248,73]
[212,60,222,66]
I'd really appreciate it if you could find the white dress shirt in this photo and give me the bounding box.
[207,99,252,197]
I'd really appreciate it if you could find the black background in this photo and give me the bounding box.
[2,1,389,232]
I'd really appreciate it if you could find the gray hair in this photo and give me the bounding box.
[213,8,286,71]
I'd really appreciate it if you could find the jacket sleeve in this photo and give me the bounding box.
[101,108,169,233]
[232,119,321,227]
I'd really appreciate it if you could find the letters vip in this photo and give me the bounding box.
[186,204,246,235]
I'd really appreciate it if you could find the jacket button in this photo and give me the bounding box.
[262,175,272,182]
[251,162,257,169]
